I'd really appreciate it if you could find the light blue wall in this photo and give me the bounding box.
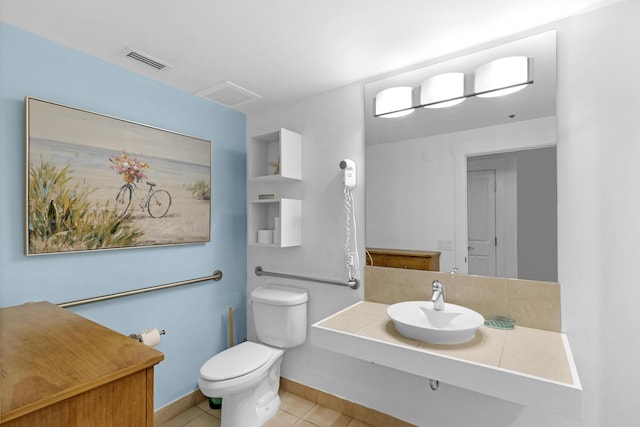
[0,22,247,409]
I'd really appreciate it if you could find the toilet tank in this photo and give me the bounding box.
[250,285,308,348]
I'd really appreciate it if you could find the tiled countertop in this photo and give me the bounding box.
[311,301,582,420]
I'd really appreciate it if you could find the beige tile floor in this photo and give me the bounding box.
[157,391,374,427]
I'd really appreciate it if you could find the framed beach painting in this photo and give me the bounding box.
[25,97,212,255]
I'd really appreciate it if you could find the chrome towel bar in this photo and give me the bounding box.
[254,266,359,289]
[58,270,223,308]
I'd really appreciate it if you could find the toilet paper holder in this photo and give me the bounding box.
[128,329,166,342]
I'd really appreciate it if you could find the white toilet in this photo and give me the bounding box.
[198,285,309,427]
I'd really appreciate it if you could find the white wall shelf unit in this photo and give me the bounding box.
[248,198,302,248]
[248,128,302,181]
[248,127,303,248]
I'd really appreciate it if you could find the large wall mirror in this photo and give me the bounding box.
[364,31,558,282]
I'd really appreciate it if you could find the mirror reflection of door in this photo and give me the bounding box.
[467,169,498,276]
[467,147,557,281]
[468,153,517,278]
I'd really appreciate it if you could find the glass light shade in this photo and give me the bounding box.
[420,72,466,108]
[474,56,531,98]
[375,87,415,118]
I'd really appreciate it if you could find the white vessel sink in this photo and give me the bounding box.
[387,301,485,344]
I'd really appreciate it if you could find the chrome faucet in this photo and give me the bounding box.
[431,280,445,311]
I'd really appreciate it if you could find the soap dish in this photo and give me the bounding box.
[484,316,515,330]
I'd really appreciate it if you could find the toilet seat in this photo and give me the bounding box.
[198,341,284,398]
[200,341,279,381]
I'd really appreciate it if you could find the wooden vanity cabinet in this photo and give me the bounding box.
[0,301,164,427]
[366,248,441,271]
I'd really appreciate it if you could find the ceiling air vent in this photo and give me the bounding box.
[123,47,171,70]
[195,81,262,109]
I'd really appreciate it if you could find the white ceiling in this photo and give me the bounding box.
[0,0,624,114]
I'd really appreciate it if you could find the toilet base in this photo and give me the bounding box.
[220,387,280,427]
[216,355,283,427]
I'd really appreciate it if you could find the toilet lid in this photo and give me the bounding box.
[200,341,274,381]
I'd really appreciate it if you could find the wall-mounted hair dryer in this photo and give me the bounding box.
[339,159,356,189]
[340,159,358,281]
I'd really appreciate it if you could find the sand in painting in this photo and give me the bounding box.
[30,138,210,247]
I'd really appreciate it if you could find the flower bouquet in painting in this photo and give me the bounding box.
[109,149,149,183]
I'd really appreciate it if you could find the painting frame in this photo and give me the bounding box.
[25,97,212,256]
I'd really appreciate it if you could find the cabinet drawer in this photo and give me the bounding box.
[2,371,149,427]
[385,256,428,270]
[366,248,441,271]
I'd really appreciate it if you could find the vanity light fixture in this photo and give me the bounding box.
[474,56,532,98]
[373,56,533,118]
[420,72,466,108]
[374,87,415,118]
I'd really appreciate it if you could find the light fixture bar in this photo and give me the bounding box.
[420,95,468,108]
[472,79,534,98]
[373,56,534,118]
[373,105,417,118]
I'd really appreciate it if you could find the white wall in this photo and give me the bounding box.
[245,83,366,363]
[558,1,640,425]
[247,1,640,426]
